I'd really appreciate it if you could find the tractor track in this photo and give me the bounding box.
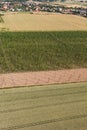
[1,114,87,130]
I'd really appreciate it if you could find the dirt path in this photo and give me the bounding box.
[0,68,87,88]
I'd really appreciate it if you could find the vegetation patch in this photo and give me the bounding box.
[0,31,87,73]
[0,15,4,23]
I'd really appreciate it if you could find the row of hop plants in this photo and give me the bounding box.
[0,31,87,73]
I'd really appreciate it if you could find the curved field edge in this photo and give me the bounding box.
[0,31,87,73]
[2,13,87,31]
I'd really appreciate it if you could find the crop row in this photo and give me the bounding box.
[0,31,87,73]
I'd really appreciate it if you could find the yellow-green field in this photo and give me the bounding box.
[0,12,87,31]
[0,82,87,130]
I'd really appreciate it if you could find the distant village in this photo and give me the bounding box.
[0,0,87,17]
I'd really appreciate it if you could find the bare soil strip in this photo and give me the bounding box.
[0,68,87,88]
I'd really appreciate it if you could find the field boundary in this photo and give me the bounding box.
[0,68,87,88]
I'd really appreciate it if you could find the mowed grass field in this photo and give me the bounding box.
[0,31,87,73]
[1,12,87,31]
[0,82,87,130]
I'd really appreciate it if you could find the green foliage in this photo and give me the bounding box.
[0,16,4,23]
[0,31,87,73]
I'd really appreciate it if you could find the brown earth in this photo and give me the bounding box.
[0,68,87,88]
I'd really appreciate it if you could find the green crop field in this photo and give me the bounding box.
[0,82,87,130]
[0,31,87,73]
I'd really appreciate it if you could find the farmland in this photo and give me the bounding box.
[0,13,87,31]
[0,82,87,130]
[0,31,87,73]
[0,11,87,130]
